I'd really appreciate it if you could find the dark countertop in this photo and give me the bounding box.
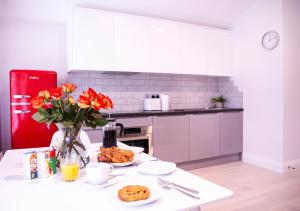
[101,108,243,118]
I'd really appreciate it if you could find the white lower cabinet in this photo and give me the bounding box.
[220,112,243,155]
[152,112,243,163]
[190,114,220,160]
[153,115,190,163]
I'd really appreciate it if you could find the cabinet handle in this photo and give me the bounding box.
[11,102,31,106]
[14,110,31,114]
[13,95,31,99]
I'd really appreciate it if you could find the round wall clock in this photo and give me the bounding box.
[262,31,280,50]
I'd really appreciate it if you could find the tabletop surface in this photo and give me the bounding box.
[0,144,233,211]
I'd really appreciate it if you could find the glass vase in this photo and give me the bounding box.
[56,123,90,169]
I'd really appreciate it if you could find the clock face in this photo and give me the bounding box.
[262,31,280,50]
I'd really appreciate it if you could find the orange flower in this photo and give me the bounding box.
[68,96,75,105]
[31,96,44,109]
[91,95,103,111]
[78,95,91,109]
[50,87,63,100]
[62,83,76,93]
[38,90,50,100]
[103,96,113,109]
[95,93,113,109]
[83,88,97,100]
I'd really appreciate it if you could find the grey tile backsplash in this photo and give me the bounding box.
[68,72,243,111]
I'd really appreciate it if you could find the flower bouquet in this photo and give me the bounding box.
[30,83,113,168]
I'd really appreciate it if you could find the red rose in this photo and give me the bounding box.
[31,96,44,109]
[62,83,76,93]
[50,88,62,100]
[83,88,97,100]
[78,95,91,109]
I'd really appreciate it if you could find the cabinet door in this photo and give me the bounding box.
[149,20,181,74]
[190,114,219,160]
[180,25,207,75]
[72,8,114,70]
[153,115,189,163]
[220,112,243,155]
[207,29,232,76]
[114,14,149,72]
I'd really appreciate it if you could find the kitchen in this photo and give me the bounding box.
[0,0,300,210]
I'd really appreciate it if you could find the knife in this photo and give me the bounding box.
[158,177,200,195]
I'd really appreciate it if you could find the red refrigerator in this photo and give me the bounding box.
[10,70,57,149]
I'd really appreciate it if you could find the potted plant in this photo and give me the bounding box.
[211,95,226,108]
[30,83,113,168]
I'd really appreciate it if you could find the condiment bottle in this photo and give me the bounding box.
[49,150,57,175]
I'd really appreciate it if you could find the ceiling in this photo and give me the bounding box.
[0,0,256,28]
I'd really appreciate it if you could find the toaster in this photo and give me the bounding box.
[143,98,161,111]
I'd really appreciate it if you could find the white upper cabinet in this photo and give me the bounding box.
[180,24,207,75]
[114,14,149,72]
[69,7,232,76]
[71,8,114,70]
[207,29,232,76]
[149,20,181,74]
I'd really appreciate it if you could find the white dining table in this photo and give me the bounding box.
[0,143,233,211]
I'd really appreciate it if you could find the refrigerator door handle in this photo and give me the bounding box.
[11,102,31,106]
[13,95,31,99]
[14,110,31,114]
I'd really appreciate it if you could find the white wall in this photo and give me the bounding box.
[231,0,284,172]
[282,0,300,164]
[0,18,67,150]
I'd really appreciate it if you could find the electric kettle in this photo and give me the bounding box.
[160,94,171,111]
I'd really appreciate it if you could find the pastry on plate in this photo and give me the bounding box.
[118,185,150,202]
[97,147,134,163]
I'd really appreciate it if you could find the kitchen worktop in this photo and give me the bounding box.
[101,108,243,118]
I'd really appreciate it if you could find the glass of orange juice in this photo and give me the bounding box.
[60,154,80,182]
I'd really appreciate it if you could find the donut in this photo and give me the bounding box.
[118,185,150,202]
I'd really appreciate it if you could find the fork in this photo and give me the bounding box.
[158,178,199,194]
[160,183,200,200]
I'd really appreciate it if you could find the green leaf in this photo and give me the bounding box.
[38,107,48,115]
[32,112,48,123]
[51,100,60,107]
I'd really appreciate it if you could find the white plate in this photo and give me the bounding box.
[80,176,120,190]
[138,161,176,175]
[108,184,161,207]
[121,146,144,154]
[110,153,140,167]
